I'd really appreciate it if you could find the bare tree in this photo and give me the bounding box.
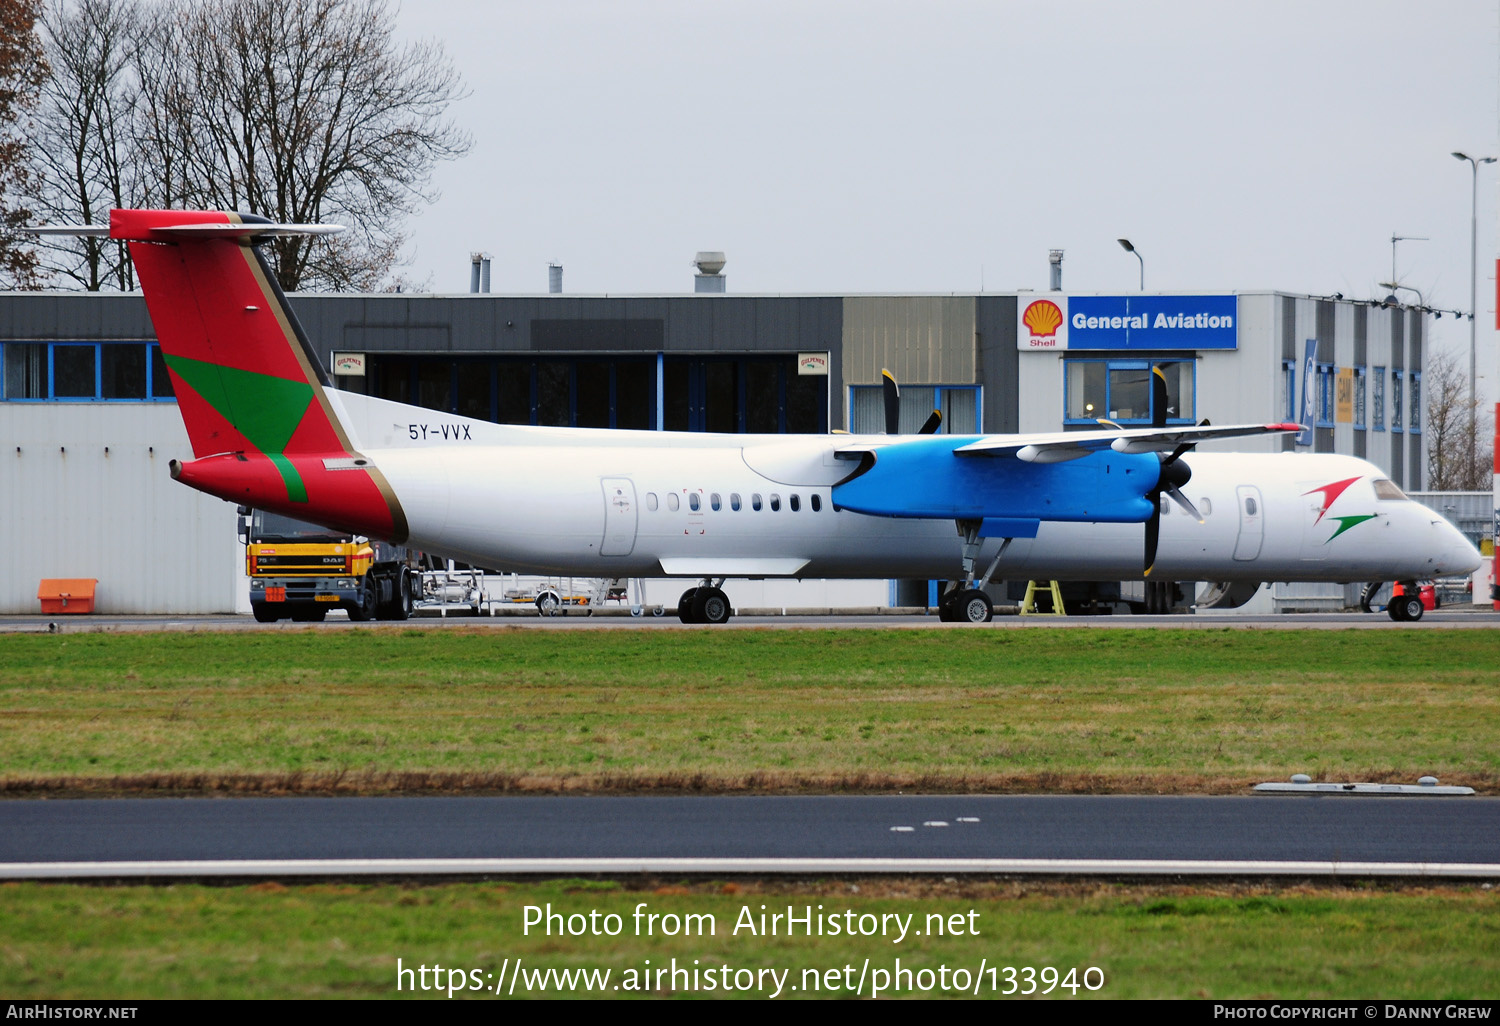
[1424,349,1493,490]
[141,0,470,291]
[0,0,46,288]
[32,0,469,291]
[30,0,141,290]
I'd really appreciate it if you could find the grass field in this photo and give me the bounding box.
[2,879,1496,999]
[1,627,1497,794]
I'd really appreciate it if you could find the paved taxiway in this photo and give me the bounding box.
[2,795,1496,879]
[1,609,1497,633]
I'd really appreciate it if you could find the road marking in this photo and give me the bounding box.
[2,858,1498,879]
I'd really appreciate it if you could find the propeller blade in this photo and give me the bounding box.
[1165,484,1202,522]
[1144,502,1160,577]
[918,409,942,434]
[882,368,900,435]
[1151,364,1170,429]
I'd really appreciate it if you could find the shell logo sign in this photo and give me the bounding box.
[1020,298,1067,349]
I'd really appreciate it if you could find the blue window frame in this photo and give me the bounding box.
[1353,367,1366,430]
[1315,363,1335,428]
[1,341,174,401]
[1282,360,1296,422]
[848,384,981,434]
[1372,366,1385,431]
[1063,359,1195,426]
[1391,369,1403,433]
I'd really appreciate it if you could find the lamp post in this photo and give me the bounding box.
[1452,151,1496,485]
[1117,238,1143,290]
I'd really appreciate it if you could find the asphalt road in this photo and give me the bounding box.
[2,609,1498,633]
[2,795,1496,878]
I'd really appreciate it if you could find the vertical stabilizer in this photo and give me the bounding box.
[108,209,408,541]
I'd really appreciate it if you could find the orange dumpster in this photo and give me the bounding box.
[38,579,98,614]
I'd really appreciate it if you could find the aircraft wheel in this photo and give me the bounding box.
[536,590,561,616]
[692,587,732,625]
[677,588,700,624]
[251,602,279,623]
[1395,595,1424,622]
[956,588,993,624]
[936,593,957,622]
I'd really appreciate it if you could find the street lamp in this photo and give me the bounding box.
[1378,281,1427,309]
[1117,238,1143,290]
[1452,150,1496,484]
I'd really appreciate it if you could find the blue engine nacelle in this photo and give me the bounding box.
[831,436,1159,526]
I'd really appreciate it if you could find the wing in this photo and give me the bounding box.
[950,422,1303,462]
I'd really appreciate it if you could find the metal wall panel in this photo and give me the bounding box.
[975,296,1018,433]
[0,404,239,614]
[840,296,975,387]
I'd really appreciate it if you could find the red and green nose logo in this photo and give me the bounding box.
[1303,477,1376,541]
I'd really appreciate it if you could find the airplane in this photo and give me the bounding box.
[35,209,1483,625]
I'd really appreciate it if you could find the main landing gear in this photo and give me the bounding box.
[936,520,1011,624]
[678,579,732,625]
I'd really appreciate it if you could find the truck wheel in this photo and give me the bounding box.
[251,602,279,623]
[394,567,413,620]
[348,573,376,622]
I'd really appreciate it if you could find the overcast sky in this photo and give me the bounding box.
[392,0,1499,382]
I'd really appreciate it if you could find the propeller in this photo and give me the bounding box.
[1143,365,1202,576]
[882,369,900,434]
[880,368,942,434]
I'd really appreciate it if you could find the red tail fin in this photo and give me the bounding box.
[112,209,408,541]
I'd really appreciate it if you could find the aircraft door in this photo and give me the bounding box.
[1232,485,1263,561]
[600,477,638,557]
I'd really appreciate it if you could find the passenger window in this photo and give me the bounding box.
[811,494,821,512]
[752,493,763,511]
[770,493,781,511]
[710,493,722,511]
[646,492,658,511]
[790,494,800,512]
[1245,497,1257,515]
[667,493,680,511]
[730,493,742,511]
[1199,498,1212,516]
[1160,496,1171,515]
[688,493,700,512]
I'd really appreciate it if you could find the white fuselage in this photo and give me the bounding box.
[330,392,1481,584]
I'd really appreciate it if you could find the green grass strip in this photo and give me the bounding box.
[1,881,1495,999]
[1,628,1497,793]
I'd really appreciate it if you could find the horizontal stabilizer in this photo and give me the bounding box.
[30,211,344,241]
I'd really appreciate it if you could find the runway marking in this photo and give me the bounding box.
[922,821,949,827]
[889,826,915,833]
[3,858,1498,879]
[956,817,981,823]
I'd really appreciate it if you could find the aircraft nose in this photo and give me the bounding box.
[1431,516,1483,576]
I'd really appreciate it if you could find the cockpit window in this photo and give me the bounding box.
[1373,479,1408,501]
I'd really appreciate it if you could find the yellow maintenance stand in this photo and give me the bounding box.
[1020,580,1067,616]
